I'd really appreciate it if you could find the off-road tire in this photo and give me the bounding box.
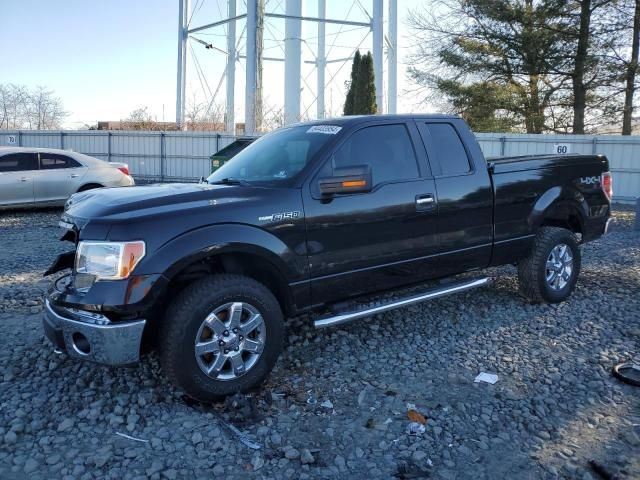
[158,274,284,401]
[517,227,581,304]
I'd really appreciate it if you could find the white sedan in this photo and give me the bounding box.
[0,147,134,209]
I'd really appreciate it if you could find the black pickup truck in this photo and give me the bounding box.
[43,114,612,400]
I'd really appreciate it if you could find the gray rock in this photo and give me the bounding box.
[252,453,265,470]
[57,418,74,432]
[23,459,38,473]
[212,465,225,476]
[300,449,315,464]
[161,469,178,480]
[412,451,427,462]
[284,446,300,460]
[3,431,17,445]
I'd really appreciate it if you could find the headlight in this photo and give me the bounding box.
[75,241,146,280]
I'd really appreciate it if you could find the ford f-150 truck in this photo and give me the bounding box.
[43,115,612,400]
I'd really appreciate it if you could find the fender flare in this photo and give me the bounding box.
[528,186,588,233]
[135,223,305,282]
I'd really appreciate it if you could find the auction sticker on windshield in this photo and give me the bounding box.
[307,125,342,135]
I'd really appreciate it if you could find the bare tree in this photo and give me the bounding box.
[25,86,67,130]
[184,93,224,131]
[0,84,66,130]
[121,106,161,130]
[0,84,27,129]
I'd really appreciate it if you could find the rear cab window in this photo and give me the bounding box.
[417,122,472,177]
[0,153,38,172]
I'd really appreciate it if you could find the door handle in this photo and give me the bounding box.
[415,194,436,211]
[20,177,30,182]
[69,174,80,178]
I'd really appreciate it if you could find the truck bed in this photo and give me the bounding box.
[489,154,607,174]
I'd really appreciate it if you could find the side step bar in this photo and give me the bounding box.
[314,277,490,329]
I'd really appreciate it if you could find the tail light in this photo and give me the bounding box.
[601,172,612,200]
[118,164,130,176]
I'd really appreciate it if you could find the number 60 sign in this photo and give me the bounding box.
[553,143,570,154]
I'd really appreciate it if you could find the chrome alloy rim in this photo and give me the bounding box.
[194,302,266,381]
[545,244,574,291]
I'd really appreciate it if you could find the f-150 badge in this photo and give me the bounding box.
[259,211,300,222]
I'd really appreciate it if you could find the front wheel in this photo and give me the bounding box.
[158,274,284,401]
[517,227,581,303]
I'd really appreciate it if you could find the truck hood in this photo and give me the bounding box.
[62,183,252,228]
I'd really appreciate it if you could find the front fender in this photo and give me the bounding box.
[135,223,307,283]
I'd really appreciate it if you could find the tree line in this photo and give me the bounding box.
[0,84,67,130]
[408,0,640,134]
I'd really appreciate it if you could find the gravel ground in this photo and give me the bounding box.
[0,206,638,480]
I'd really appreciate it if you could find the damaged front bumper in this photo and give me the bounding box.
[43,299,146,365]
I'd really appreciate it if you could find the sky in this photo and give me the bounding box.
[1,0,427,128]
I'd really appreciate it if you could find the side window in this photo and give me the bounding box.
[422,123,472,176]
[39,153,81,170]
[0,153,38,172]
[323,124,419,187]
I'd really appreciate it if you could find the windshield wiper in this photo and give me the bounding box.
[209,177,251,186]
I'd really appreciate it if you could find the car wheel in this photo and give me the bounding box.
[158,274,284,401]
[517,227,581,303]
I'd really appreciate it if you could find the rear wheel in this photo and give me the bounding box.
[517,227,581,303]
[158,274,284,401]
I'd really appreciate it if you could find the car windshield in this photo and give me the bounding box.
[207,125,340,186]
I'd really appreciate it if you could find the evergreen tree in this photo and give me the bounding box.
[408,0,631,133]
[354,52,378,114]
[408,0,569,133]
[343,51,361,115]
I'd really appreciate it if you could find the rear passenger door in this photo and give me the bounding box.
[0,153,38,207]
[416,120,494,274]
[34,153,87,203]
[303,121,441,306]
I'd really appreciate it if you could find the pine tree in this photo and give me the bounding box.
[354,52,378,114]
[344,51,377,115]
[343,51,361,115]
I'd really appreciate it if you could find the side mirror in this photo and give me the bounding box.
[318,164,372,195]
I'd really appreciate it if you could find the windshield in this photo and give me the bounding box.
[207,125,340,185]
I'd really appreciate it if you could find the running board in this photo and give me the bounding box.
[313,277,490,329]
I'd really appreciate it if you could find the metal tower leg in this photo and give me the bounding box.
[387,0,397,114]
[176,0,190,128]
[284,0,302,125]
[372,0,383,114]
[225,0,236,133]
[317,0,326,119]
[245,0,258,134]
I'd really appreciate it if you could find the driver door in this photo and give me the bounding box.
[302,121,441,306]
